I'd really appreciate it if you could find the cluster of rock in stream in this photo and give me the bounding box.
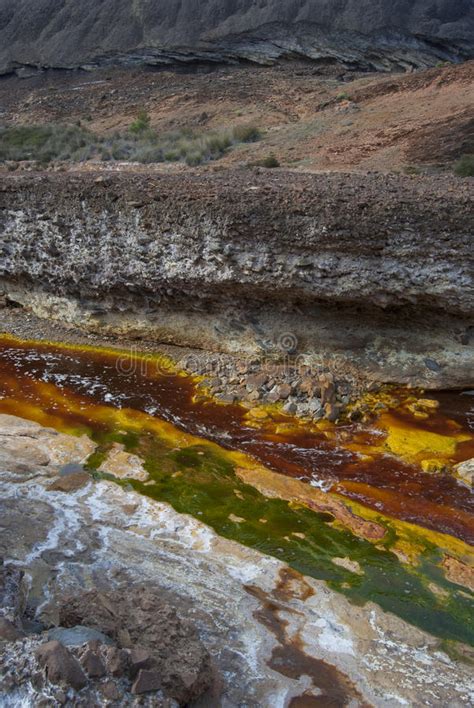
[0,413,473,706]
[182,352,347,420]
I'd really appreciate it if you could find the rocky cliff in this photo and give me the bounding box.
[1,0,473,75]
[1,170,473,388]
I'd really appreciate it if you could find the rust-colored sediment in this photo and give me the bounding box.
[0,335,473,544]
[245,581,368,706]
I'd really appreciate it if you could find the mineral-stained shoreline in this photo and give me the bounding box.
[0,413,473,706]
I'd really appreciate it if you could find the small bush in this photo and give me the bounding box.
[185,151,205,167]
[232,124,261,143]
[336,92,351,102]
[255,154,280,168]
[0,124,95,162]
[134,146,165,164]
[163,149,181,162]
[403,165,421,176]
[204,133,232,155]
[129,109,151,135]
[454,154,474,177]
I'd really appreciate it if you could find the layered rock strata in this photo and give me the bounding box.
[1,0,473,74]
[1,170,472,389]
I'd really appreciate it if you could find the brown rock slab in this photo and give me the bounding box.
[324,402,343,422]
[58,587,214,703]
[0,617,25,642]
[132,668,162,695]
[319,372,336,406]
[299,377,316,395]
[48,471,91,492]
[80,647,106,678]
[245,373,268,391]
[35,640,88,690]
[129,646,153,677]
[101,680,122,700]
[277,383,292,400]
[104,646,130,677]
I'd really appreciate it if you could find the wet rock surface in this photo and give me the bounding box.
[0,414,473,706]
[98,443,150,482]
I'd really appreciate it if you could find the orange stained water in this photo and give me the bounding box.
[0,335,473,545]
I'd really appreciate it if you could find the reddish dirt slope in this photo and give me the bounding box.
[0,60,472,173]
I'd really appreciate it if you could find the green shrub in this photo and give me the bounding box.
[255,154,280,168]
[0,120,263,167]
[403,165,421,176]
[336,92,351,102]
[0,124,95,162]
[454,154,474,177]
[129,109,151,135]
[134,146,165,164]
[232,124,261,143]
[185,151,205,166]
[204,133,232,155]
[163,149,181,162]
[177,138,195,159]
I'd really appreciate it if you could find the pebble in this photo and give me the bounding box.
[247,408,269,420]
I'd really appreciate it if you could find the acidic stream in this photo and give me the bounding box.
[0,335,473,646]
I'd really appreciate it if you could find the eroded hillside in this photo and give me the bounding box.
[1,60,472,172]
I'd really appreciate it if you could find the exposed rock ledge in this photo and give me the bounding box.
[1,0,473,75]
[0,413,473,705]
[1,170,473,388]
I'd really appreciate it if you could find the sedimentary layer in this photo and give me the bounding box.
[0,170,473,387]
[1,0,473,74]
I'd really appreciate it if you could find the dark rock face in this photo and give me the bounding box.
[0,0,473,75]
[0,562,25,625]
